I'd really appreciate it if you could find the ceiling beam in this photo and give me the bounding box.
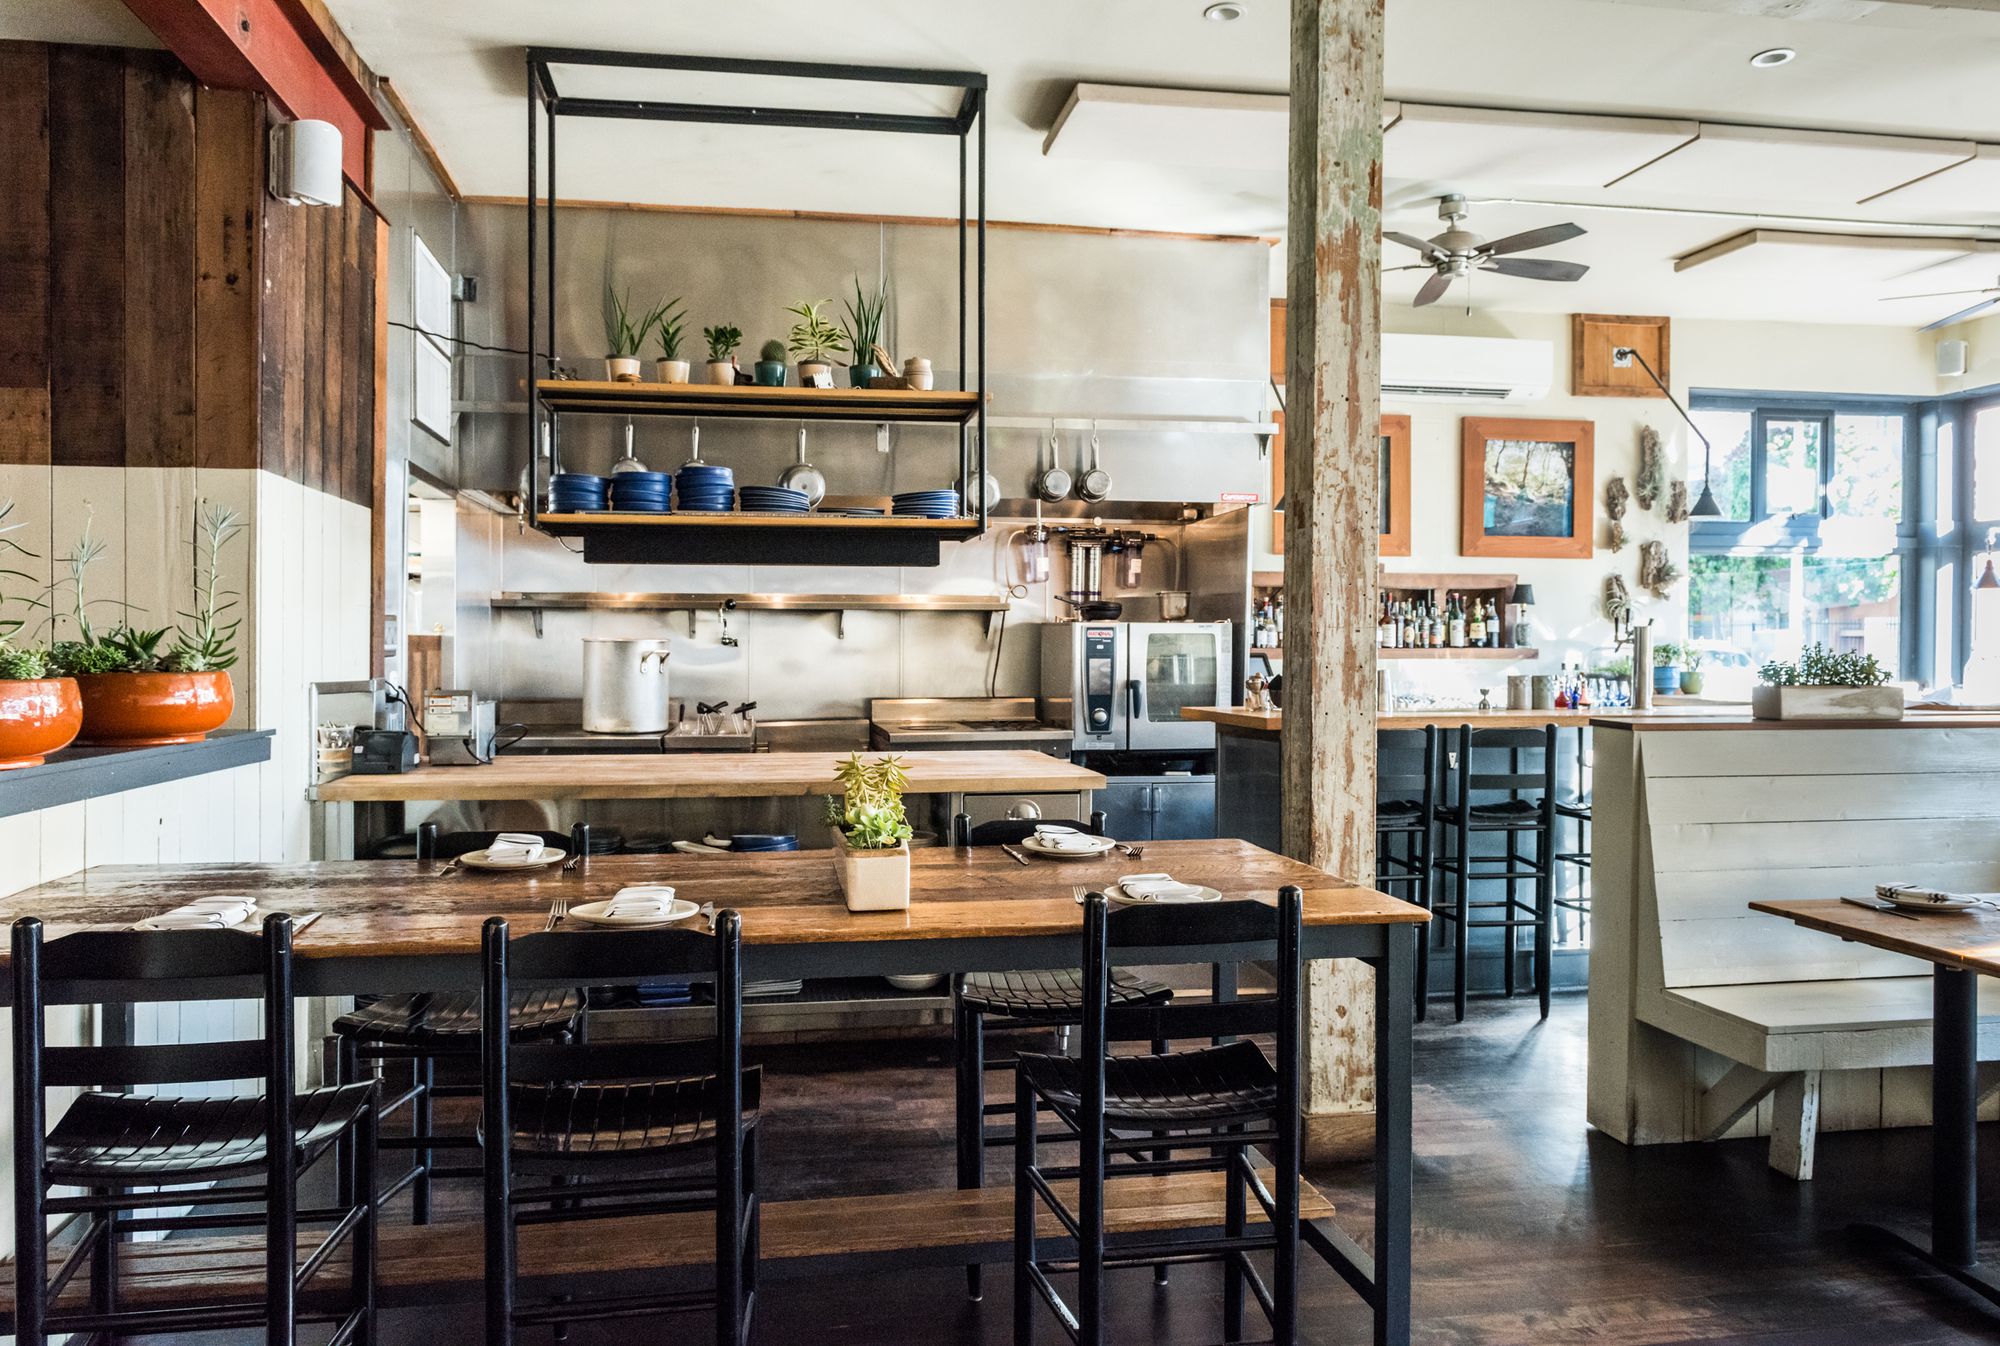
[119,0,386,187]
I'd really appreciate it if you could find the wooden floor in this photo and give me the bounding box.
[131,995,2000,1343]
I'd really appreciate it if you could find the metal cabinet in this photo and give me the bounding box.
[1099,775,1217,841]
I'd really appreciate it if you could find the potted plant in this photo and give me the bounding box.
[50,503,242,746]
[754,339,789,388]
[841,279,887,387]
[602,287,656,383]
[704,324,742,385]
[1677,645,1706,697]
[652,298,690,384]
[826,752,913,912]
[1651,642,1683,696]
[1750,643,1903,721]
[784,300,849,387]
[0,500,81,771]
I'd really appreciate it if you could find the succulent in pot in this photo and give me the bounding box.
[602,286,657,383]
[51,503,243,746]
[1651,641,1683,696]
[652,298,690,384]
[825,753,913,912]
[784,300,849,387]
[0,499,81,770]
[703,324,742,385]
[754,338,788,388]
[841,278,888,387]
[1676,645,1706,697]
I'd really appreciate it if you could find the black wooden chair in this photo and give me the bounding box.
[947,811,1171,1302]
[481,913,757,1346]
[1013,886,1305,1346]
[11,914,379,1346]
[1376,727,1438,1021]
[329,821,589,1224]
[1429,724,1560,1021]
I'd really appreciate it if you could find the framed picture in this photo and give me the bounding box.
[1380,414,1411,558]
[1460,416,1594,559]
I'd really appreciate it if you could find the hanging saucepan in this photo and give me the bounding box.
[1033,428,1072,502]
[1076,426,1111,503]
[778,424,826,505]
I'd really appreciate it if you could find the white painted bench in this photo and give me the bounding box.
[1588,722,2000,1180]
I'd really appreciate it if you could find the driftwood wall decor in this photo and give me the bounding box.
[1635,426,1665,511]
[1639,539,1680,599]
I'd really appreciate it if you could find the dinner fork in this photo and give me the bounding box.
[544,894,570,932]
[1116,842,1145,861]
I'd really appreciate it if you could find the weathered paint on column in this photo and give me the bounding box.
[1284,0,1385,1159]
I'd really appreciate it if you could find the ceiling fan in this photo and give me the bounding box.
[1879,277,2000,332]
[1385,194,1590,307]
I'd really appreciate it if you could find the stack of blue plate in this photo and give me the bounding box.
[608,470,673,513]
[675,463,735,513]
[549,473,608,513]
[737,485,810,515]
[730,833,799,853]
[891,489,961,519]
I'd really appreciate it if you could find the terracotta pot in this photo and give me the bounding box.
[0,678,83,770]
[76,670,234,746]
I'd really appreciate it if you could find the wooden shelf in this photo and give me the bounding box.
[1379,569,1518,593]
[536,379,982,424]
[1252,571,1284,589]
[1380,646,1539,660]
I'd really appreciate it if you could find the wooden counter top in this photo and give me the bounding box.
[315,750,1105,803]
[1591,709,2000,732]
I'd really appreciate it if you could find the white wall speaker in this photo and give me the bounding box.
[269,119,343,207]
[1938,338,1970,379]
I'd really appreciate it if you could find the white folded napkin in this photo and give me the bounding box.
[486,832,547,861]
[1033,824,1080,837]
[1116,873,1206,902]
[606,885,679,919]
[147,897,257,929]
[1877,882,1993,908]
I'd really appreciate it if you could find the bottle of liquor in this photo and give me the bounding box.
[1377,596,1392,647]
[1448,592,1467,648]
[1429,597,1446,649]
[1467,595,1486,647]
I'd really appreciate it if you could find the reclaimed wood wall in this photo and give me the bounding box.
[0,40,377,503]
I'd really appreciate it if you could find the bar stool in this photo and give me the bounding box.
[948,812,1172,1302]
[1376,727,1437,1020]
[481,913,758,1346]
[1429,724,1559,1021]
[1552,726,1592,945]
[1013,886,1305,1346]
[11,914,379,1346]
[330,822,588,1223]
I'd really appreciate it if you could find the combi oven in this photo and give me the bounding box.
[1039,621,1231,754]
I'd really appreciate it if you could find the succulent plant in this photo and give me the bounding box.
[652,298,688,361]
[825,753,913,851]
[1758,643,1889,688]
[704,324,742,362]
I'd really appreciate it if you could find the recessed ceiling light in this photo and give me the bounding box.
[1203,2,1246,21]
[1749,47,1797,68]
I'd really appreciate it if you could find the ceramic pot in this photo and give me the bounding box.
[654,359,691,385]
[0,678,83,770]
[75,670,233,746]
[848,363,882,388]
[1677,670,1705,697]
[706,361,736,385]
[606,356,642,383]
[1651,665,1681,695]
[830,828,911,912]
[797,361,833,387]
[902,357,934,391]
[754,360,787,387]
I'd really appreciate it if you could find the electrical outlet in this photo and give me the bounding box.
[1611,346,1634,368]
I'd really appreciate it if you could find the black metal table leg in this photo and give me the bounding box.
[1852,965,2000,1307]
[1374,925,1414,1346]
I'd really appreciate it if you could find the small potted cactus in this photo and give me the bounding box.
[754,338,788,388]
[826,753,913,912]
[703,324,742,385]
[652,298,690,384]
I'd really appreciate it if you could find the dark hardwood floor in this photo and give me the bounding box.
[167,993,2000,1344]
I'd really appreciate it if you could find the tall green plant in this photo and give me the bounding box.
[652,298,689,361]
[825,753,913,850]
[45,511,130,676]
[602,286,659,358]
[0,499,47,679]
[783,301,849,366]
[171,500,245,672]
[841,278,887,365]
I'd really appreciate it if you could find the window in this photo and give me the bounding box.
[1688,553,1902,683]
[1977,404,2000,523]
[1690,409,1751,520]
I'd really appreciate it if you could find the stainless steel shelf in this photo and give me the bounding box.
[491,590,1010,638]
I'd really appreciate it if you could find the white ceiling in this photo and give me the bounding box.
[23,0,2000,326]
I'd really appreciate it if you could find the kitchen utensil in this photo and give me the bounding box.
[544,894,569,931]
[698,901,718,931]
[1034,429,1072,502]
[562,851,585,873]
[1077,427,1111,503]
[610,418,648,474]
[1055,596,1122,621]
[581,637,672,733]
[999,844,1031,866]
[682,422,705,468]
[1841,895,1922,921]
[778,425,827,505]
[1114,842,1145,860]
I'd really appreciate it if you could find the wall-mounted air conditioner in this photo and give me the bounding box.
[1380,333,1552,402]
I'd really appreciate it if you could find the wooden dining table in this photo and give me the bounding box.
[0,838,1426,1345]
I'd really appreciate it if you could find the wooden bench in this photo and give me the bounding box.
[0,1172,1334,1330]
[1589,723,2000,1180]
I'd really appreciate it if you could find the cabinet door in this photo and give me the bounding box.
[1096,780,1154,842]
[1149,779,1217,840]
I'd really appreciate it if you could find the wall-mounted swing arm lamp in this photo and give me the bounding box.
[1614,346,1722,518]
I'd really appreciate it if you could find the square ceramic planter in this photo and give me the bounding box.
[1749,684,1905,721]
[831,828,911,912]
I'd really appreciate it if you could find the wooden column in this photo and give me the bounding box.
[1283,0,1385,1160]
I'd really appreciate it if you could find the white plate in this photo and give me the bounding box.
[566,897,701,928]
[1019,835,1116,860]
[459,847,567,871]
[1108,882,1223,905]
[1880,887,1987,912]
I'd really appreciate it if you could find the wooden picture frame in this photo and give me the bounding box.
[1380,413,1411,558]
[1460,416,1594,559]
[1571,314,1670,398]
